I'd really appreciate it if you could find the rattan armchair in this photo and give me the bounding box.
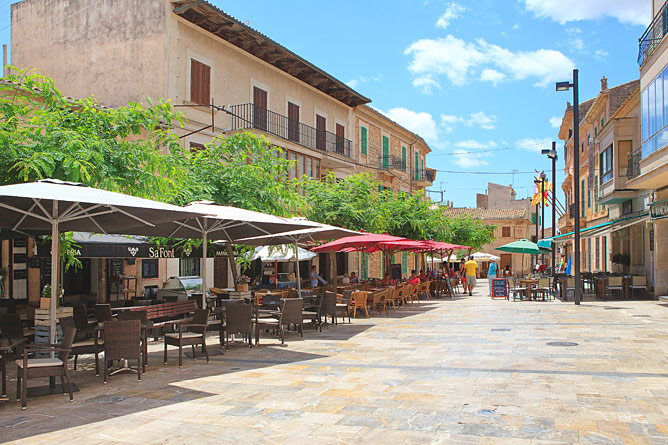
[103,319,142,383]
[303,294,324,332]
[371,289,389,316]
[223,303,253,350]
[60,316,103,376]
[254,298,303,345]
[322,291,337,326]
[117,310,149,371]
[336,290,352,323]
[16,318,76,409]
[163,309,210,368]
[351,291,369,318]
[94,304,114,324]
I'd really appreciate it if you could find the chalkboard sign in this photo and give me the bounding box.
[13,237,26,248]
[13,253,27,263]
[110,259,123,275]
[445,277,454,298]
[13,269,27,280]
[491,278,508,299]
[390,263,402,280]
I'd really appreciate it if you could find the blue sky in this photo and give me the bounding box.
[0,0,650,213]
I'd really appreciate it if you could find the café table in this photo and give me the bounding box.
[1,337,28,401]
[519,279,538,300]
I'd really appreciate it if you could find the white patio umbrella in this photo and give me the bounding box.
[471,252,501,262]
[251,245,316,263]
[0,179,210,344]
[128,202,314,306]
[235,220,359,295]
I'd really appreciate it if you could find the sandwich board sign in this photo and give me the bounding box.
[491,278,508,300]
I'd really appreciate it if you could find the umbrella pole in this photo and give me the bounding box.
[50,202,59,349]
[294,241,301,296]
[201,226,208,309]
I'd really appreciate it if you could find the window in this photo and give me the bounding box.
[287,102,300,143]
[360,127,367,156]
[253,86,268,130]
[641,67,668,158]
[298,154,305,177]
[289,152,297,179]
[281,149,319,179]
[190,59,211,106]
[602,236,607,271]
[594,126,598,136]
[415,152,419,180]
[316,115,326,151]
[601,117,604,127]
[531,213,537,224]
[382,136,389,168]
[502,226,511,237]
[336,124,345,155]
[588,185,591,208]
[142,259,158,279]
[401,146,407,170]
[189,142,205,153]
[595,237,600,270]
[179,258,200,277]
[420,158,424,179]
[587,238,592,272]
[600,144,613,183]
[581,179,585,217]
[594,174,599,212]
[402,252,407,274]
[361,252,368,280]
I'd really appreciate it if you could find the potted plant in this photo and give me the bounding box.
[235,274,251,292]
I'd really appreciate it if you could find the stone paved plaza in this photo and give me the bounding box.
[2,283,668,444]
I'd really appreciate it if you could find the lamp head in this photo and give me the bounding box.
[556,81,571,92]
[541,148,558,160]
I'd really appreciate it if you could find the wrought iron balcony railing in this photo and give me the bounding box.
[627,147,642,179]
[412,168,435,183]
[227,103,353,159]
[638,3,668,66]
[569,203,576,219]
[380,155,406,171]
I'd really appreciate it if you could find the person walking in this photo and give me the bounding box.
[463,255,479,296]
[487,258,499,297]
[311,265,327,288]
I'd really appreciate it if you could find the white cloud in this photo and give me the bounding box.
[412,76,442,95]
[594,49,609,61]
[436,2,466,29]
[440,114,460,133]
[451,139,497,168]
[549,116,562,128]
[346,79,359,88]
[382,107,440,142]
[346,75,382,90]
[405,35,575,89]
[521,0,650,26]
[466,111,497,130]
[480,68,506,86]
[516,137,553,153]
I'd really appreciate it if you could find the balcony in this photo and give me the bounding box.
[227,103,353,160]
[380,155,407,175]
[627,147,641,179]
[413,167,435,186]
[569,203,576,219]
[638,3,668,66]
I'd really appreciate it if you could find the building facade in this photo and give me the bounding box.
[5,0,436,301]
[556,77,648,279]
[631,0,668,296]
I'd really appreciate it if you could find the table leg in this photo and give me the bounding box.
[1,354,6,399]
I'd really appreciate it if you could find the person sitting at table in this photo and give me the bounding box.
[419,269,426,281]
[350,272,360,284]
[408,270,421,285]
[341,273,350,285]
[311,265,327,288]
[381,272,392,287]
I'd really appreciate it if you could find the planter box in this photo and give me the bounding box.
[34,307,73,327]
[235,284,249,292]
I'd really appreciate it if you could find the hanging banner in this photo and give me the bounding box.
[531,180,553,206]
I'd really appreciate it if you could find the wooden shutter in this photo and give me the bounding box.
[288,102,300,142]
[336,123,345,155]
[253,86,268,130]
[382,136,389,168]
[316,115,326,151]
[360,127,367,155]
[190,59,210,105]
[402,146,406,170]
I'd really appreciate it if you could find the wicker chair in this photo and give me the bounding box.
[322,291,338,326]
[371,289,389,316]
[335,290,352,323]
[303,294,323,332]
[163,309,210,368]
[222,303,253,350]
[117,310,149,371]
[351,291,369,318]
[629,275,648,298]
[606,277,624,299]
[103,319,142,383]
[60,316,103,376]
[94,304,113,324]
[16,318,76,409]
[254,298,303,345]
[0,313,27,343]
[72,304,96,338]
[536,278,552,301]
[508,278,527,301]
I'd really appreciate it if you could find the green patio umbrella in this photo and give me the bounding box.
[496,239,541,275]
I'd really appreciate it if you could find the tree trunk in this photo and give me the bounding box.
[225,243,238,282]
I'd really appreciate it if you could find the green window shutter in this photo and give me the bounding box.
[361,127,367,155]
[531,213,536,224]
[378,185,384,193]
[360,252,368,280]
[594,126,598,136]
[382,252,386,275]
[601,117,604,127]
[415,153,419,180]
[402,252,407,274]
[594,175,599,211]
[382,136,389,168]
[401,146,407,170]
[420,159,424,179]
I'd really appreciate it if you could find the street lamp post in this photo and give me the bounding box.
[556,69,581,305]
[542,142,558,280]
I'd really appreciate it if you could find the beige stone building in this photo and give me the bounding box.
[5,0,436,299]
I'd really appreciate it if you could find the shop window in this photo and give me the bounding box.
[142,259,159,279]
[179,258,200,277]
